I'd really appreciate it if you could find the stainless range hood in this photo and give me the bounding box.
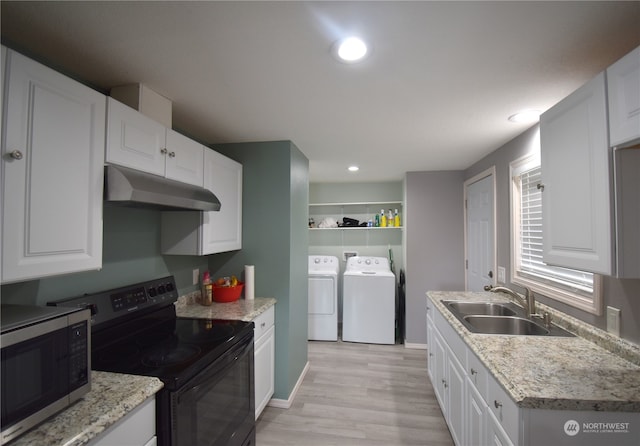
[104,165,221,211]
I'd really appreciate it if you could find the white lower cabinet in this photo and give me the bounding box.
[427,297,519,446]
[427,298,640,446]
[253,306,275,420]
[89,397,156,446]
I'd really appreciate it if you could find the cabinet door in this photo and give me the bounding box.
[447,351,465,446]
[165,129,204,187]
[540,72,612,274]
[608,46,640,147]
[254,325,275,420]
[2,50,104,283]
[431,329,448,414]
[426,313,436,381]
[201,148,242,254]
[106,97,166,176]
[466,378,486,446]
[487,409,515,446]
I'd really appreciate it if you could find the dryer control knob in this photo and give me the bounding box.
[314,258,321,264]
[365,259,371,265]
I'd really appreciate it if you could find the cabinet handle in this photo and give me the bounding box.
[537,183,545,192]
[160,148,168,155]
[429,352,434,357]
[442,379,448,389]
[9,150,23,160]
[470,368,477,375]
[169,151,176,158]
[494,400,502,409]
[261,322,266,328]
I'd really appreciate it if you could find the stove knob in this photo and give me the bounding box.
[157,285,166,294]
[166,282,174,292]
[148,287,157,297]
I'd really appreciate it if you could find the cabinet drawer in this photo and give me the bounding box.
[433,303,466,363]
[90,397,155,446]
[466,350,488,400]
[254,306,275,340]
[487,375,520,444]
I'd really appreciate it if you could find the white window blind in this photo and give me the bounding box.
[517,166,594,294]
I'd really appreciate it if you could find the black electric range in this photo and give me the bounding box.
[49,276,255,446]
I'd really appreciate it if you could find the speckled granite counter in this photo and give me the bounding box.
[175,295,276,321]
[427,291,640,412]
[11,371,163,446]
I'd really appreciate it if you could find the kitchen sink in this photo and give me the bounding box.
[444,301,519,317]
[463,315,549,336]
[442,300,575,337]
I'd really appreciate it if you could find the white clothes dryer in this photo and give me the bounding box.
[342,256,396,345]
[308,255,339,341]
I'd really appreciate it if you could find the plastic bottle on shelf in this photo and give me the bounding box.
[387,209,394,227]
[374,212,380,227]
[380,209,387,227]
[394,209,400,227]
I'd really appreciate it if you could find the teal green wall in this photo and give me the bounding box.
[213,140,309,401]
[1,206,209,305]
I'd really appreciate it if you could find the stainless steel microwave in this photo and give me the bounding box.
[1,304,91,444]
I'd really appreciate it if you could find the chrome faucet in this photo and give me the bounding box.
[484,285,536,317]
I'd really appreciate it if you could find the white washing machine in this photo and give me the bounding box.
[342,256,396,345]
[308,255,339,341]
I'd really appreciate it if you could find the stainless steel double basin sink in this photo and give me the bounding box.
[442,301,575,337]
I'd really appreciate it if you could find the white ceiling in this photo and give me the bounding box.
[2,1,639,183]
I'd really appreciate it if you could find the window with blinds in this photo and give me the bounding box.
[516,166,594,296]
[510,149,601,314]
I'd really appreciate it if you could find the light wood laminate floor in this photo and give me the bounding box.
[256,340,454,445]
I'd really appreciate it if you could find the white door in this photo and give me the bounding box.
[465,172,495,291]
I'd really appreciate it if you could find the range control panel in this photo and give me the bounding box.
[48,276,178,328]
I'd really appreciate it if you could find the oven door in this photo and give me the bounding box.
[163,331,255,446]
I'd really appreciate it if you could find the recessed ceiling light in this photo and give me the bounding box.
[348,165,359,172]
[508,109,541,123]
[333,37,368,63]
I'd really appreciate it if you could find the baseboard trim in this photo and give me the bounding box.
[266,360,310,409]
[404,342,427,350]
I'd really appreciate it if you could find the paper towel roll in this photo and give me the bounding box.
[244,265,255,300]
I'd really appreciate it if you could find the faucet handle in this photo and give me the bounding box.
[484,285,494,291]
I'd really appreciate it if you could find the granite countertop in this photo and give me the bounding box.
[427,291,640,412]
[11,372,163,446]
[175,295,276,321]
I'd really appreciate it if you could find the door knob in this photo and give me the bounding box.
[488,270,493,278]
[9,150,23,160]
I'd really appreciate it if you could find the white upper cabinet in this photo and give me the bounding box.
[540,72,613,275]
[106,98,204,187]
[161,148,242,255]
[165,129,204,187]
[607,46,640,147]
[106,97,166,176]
[2,49,105,283]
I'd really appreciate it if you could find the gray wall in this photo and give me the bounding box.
[214,140,309,401]
[465,124,640,345]
[404,171,466,344]
[1,206,209,304]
